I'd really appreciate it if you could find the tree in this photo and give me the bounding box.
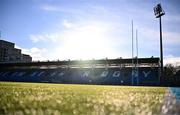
[164,64,176,77]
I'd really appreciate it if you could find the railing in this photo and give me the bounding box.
[0,58,160,69]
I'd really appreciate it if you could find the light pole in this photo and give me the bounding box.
[154,3,165,77]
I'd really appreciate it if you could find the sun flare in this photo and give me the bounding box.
[55,24,117,60]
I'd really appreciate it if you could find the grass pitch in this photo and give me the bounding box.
[0,82,166,115]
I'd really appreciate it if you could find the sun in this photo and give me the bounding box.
[56,24,117,60]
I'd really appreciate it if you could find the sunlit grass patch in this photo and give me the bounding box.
[0,82,166,115]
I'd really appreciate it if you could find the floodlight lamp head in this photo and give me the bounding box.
[154,3,165,18]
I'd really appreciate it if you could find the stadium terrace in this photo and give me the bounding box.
[0,58,162,86]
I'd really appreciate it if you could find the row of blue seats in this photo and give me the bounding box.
[0,67,159,85]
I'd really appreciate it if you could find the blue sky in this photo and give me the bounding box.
[0,0,180,65]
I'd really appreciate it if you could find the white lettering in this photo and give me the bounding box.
[113,71,120,77]
[132,70,138,77]
[58,72,65,76]
[82,71,90,77]
[143,71,151,78]
[100,71,109,77]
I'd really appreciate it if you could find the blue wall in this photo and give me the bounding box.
[0,67,159,86]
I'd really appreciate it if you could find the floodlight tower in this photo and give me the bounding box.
[154,3,165,77]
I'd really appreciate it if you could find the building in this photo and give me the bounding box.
[0,40,32,63]
[22,54,32,62]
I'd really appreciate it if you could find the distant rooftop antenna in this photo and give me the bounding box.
[132,20,134,60]
[131,21,139,85]
[136,29,139,85]
[131,20,134,85]
[136,29,138,65]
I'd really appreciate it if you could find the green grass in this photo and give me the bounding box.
[0,82,166,115]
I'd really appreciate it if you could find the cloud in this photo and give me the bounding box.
[41,5,59,12]
[15,45,47,61]
[32,2,180,61]
[30,20,76,43]
[28,20,130,60]
[164,57,180,66]
[164,55,180,66]
[140,27,180,45]
[163,32,180,44]
[22,47,47,61]
[40,4,85,15]
[30,33,63,43]
[62,20,75,28]
[165,15,180,22]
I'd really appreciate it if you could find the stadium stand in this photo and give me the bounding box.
[3,58,177,86]
[0,58,163,86]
